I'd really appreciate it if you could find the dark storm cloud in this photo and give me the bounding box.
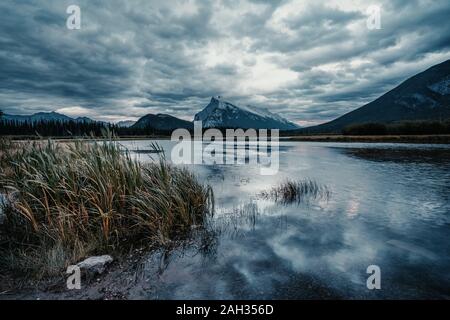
[0,0,449,124]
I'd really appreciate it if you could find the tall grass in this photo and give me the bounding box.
[261,179,330,204]
[0,138,14,168]
[0,135,213,278]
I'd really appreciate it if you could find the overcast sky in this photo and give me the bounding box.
[0,0,449,125]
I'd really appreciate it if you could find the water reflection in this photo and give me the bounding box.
[119,140,450,299]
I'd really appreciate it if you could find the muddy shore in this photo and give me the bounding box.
[0,250,162,300]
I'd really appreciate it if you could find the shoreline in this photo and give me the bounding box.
[281,134,450,144]
[2,134,450,144]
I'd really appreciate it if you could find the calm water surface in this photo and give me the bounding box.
[121,140,450,299]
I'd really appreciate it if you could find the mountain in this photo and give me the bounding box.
[75,116,98,123]
[4,111,72,123]
[303,59,450,133]
[194,97,299,130]
[132,114,193,131]
[116,120,136,128]
[3,111,98,124]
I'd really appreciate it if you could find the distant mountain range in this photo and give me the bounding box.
[2,98,299,131]
[3,112,100,124]
[301,59,450,133]
[2,112,138,128]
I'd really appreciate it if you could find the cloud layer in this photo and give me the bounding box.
[1,0,449,125]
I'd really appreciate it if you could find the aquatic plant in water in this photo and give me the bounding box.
[261,179,331,205]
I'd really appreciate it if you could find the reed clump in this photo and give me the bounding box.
[0,136,213,278]
[261,179,330,204]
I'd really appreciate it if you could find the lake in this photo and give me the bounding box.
[120,140,450,299]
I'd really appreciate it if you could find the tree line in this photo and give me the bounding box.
[342,120,450,135]
[0,118,115,137]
